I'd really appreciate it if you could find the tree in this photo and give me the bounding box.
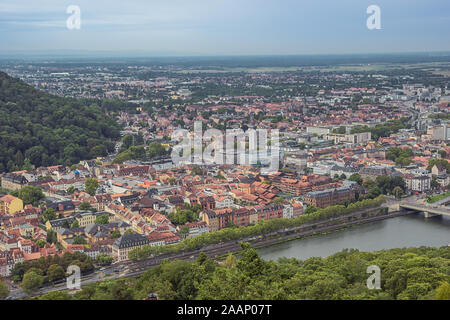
[431,177,440,190]
[427,158,450,173]
[120,135,134,153]
[148,142,169,159]
[179,226,190,239]
[305,206,319,214]
[272,197,284,204]
[67,186,76,195]
[95,214,109,225]
[435,282,450,300]
[387,147,413,166]
[84,178,99,196]
[47,264,66,282]
[124,229,136,235]
[0,280,9,299]
[21,271,44,293]
[73,236,87,245]
[114,146,146,163]
[42,208,57,223]
[366,186,382,199]
[349,173,363,185]
[13,186,44,206]
[223,253,237,269]
[39,291,72,300]
[71,220,80,228]
[96,254,113,266]
[22,158,33,171]
[78,201,94,211]
[46,229,58,244]
[0,72,120,173]
[236,242,267,277]
[333,126,346,134]
[111,230,121,239]
[393,186,404,199]
[36,240,46,248]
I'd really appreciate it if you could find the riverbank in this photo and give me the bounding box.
[20,209,444,299]
[258,212,450,261]
[249,210,410,252]
[211,209,411,261]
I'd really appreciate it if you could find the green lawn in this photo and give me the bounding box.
[426,191,450,203]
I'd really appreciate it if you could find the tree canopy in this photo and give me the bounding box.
[37,246,450,300]
[0,72,120,172]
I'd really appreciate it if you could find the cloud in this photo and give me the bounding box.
[0,0,449,55]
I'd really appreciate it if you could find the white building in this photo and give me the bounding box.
[283,204,293,219]
[404,175,431,192]
[111,234,150,262]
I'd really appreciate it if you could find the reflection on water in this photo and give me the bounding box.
[257,213,450,261]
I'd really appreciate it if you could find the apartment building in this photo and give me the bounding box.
[0,195,24,215]
[112,234,150,262]
[303,185,356,208]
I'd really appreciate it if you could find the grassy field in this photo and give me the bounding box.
[426,191,450,203]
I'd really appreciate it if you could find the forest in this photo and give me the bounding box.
[34,245,450,300]
[0,72,121,172]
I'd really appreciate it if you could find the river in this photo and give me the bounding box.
[257,212,450,261]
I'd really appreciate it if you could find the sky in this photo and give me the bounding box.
[1,0,449,56]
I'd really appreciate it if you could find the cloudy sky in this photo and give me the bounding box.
[1,0,449,56]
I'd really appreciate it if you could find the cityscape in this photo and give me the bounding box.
[0,0,449,308]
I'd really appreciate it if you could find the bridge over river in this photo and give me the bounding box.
[392,194,450,218]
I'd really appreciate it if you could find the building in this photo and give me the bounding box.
[330,165,359,179]
[306,126,331,136]
[292,201,304,217]
[45,216,75,232]
[325,132,372,145]
[181,221,209,238]
[74,211,116,228]
[422,124,450,141]
[359,165,393,179]
[111,234,150,262]
[432,163,447,176]
[202,203,284,232]
[198,196,216,210]
[214,196,233,209]
[1,173,28,190]
[271,174,334,196]
[0,195,24,215]
[435,174,450,188]
[45,200,75,217]
[404,175,431,192]
[283,204,293,219]
[303,185,356,208]
[285,153,308,168]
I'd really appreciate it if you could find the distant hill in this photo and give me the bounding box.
[0,71,121,172]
